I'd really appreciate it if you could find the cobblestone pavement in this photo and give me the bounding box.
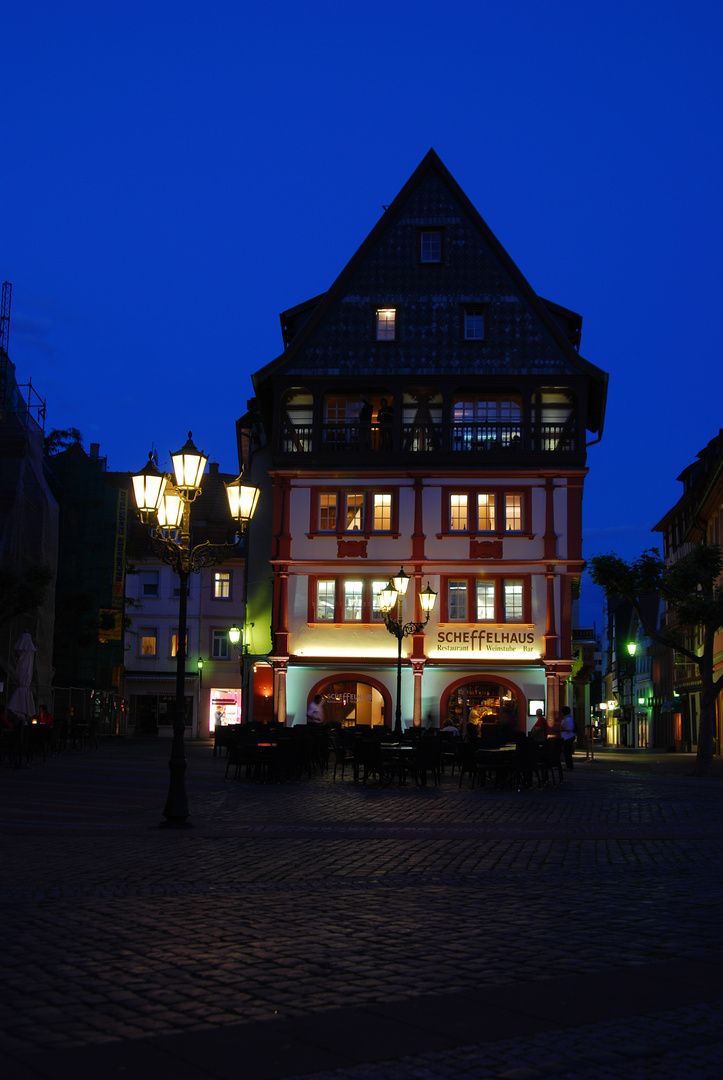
[1,739,722,1079]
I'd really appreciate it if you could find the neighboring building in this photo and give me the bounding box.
[600,594,666,748]
[44,441,129,731]
[240,150,608,732]
[124,462,246,738]
[0,291,58,710]
[653,429,723,752]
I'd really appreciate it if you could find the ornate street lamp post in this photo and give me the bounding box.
[131,433,259,826]
[378,568,437,734]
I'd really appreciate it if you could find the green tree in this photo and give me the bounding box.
[589,545,723,776]
[0,564,54,628]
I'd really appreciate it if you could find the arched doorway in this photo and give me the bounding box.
[441,677,525,734]
[308,674,391,728]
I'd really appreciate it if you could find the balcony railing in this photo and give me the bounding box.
[280,420,578,455]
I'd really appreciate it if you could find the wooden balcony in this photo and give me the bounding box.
[278,419,580,462]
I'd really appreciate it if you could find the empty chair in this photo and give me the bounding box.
[539,738,564,785]
[329,734,356,781]
[354,738,385,786]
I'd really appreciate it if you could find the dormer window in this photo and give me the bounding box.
[376,308,396,340]
[420,230,442,263]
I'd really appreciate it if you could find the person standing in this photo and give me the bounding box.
[529,708,547,743]
[306,694,325,725]
[560,705,575,769]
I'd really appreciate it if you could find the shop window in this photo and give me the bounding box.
[446,681,519,729]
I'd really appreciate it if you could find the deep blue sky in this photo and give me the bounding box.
[3,1,721,628]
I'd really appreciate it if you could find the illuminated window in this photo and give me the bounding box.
[346,494,364,531]
[213,572,231,599]
[317,580,336,621]
[503,580,523,622]
[319,493,337,531]
[141,629,157,656]
[171,631,188,658]
[463,305,485,340]
[376,308,396,341]
[371,580,388,621]
[344,580,363,621]
[212,630,228,659]
[476,582,495,621]
[373,493,391,531]
[448,580,468,621]
[477,493,495,531]
[420,231,442,263]
[504,493,523,532]
[450,494,469,531]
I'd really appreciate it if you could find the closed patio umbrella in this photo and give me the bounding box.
[8,632,36,720]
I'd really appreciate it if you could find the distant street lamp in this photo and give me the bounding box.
[378,568,437,734]
[132,432,259,826]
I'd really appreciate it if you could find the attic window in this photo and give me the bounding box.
[462,305,485,340]
[376,308,396,341]
[420,230,442,263]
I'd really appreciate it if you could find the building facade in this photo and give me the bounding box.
[124,463,247,738]
[241,151,608,733]
[653,429,723,752]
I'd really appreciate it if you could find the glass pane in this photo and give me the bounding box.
[376,308,396,340]
[319,493,337,531]
[505,494,523,531]
[504,581,523,622]
[450,494,468,531]
[373,493,391,531]
[448,580,467,621]
[344,581,363,621]
[371,580,387,621]
[317,581,336,621]
[477,493,495,531]
[476,581,495,621]
[346,493,364,531]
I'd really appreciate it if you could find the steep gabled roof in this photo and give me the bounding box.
[253,149,608,435]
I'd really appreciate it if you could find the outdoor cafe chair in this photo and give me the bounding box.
[329,734,356,781]
[354,738,386,786]
[538,738,564,786]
